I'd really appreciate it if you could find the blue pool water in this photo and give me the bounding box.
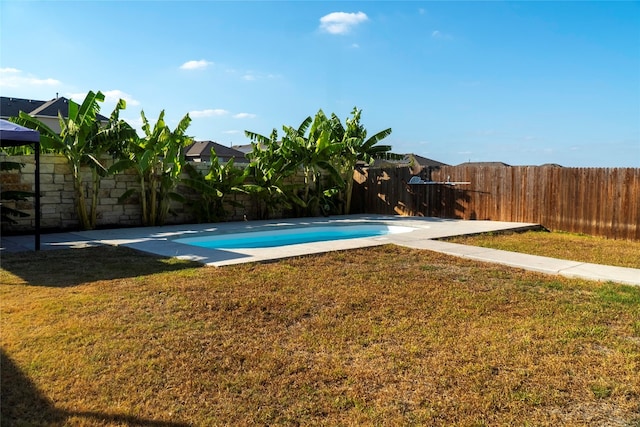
[174,224,413,249]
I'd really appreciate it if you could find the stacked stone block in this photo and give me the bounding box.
[1,154,282,233]
[1,154,154,232]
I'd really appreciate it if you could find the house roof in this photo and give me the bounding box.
[185,141,247,161]
[1,97,46,118]
[0,96,108,121]
[457,161,511,167]
[539,163,563,168]
[231,143,255,154]
[371,153,448,173]
[406,154,449,168]
[28,97,71,117]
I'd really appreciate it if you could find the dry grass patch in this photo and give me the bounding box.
[446,230,640,269]
[1,245,639,426]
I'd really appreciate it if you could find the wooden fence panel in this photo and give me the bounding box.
[353,166,640,240]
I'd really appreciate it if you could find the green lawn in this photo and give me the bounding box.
[1,242,639,426]
[446,230,640,269]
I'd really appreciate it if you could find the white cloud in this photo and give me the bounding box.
[475,129,497,136]
[233,113,256,119]
[68,91,126,102]
[431,30,452,40]
[243,72,281,81]
[67,92,90,102]
[103,89,140,106]
[0,68,61,88]
[227,68,280,81]
[189,108,229,118]
[28,77,59,86]
[122,116,144,135]
[179,59,213,70]
[65,90,140,114]
[319,11,368,35]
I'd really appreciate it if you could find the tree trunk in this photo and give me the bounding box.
[90,168,100,229]
[73,164,91,230]
[303,166,311,216]
[340,164,355,215]
[344,177,354,215]
[148,171,157,226]
[139,175,148,226]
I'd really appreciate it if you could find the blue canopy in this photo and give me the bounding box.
[0,119,40,146]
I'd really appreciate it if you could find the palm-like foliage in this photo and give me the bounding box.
[181,151,248,222]
[328,107,394,214]
[11,91,134,230]
[244,129,304,219]
[116,110,193,226]
[84,98,136,227]
[281,111,344,216]
[244,108,393,217]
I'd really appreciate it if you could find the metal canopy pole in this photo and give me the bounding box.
[34,139,40,250]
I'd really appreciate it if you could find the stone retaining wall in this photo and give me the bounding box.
[0,154,259,233]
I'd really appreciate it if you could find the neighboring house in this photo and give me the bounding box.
[231,143,258,155]
[456,161,564,167]
[0,96,108,134]
[185,141,247,163]
[374,153,449,174]
[457,161,511,167]
[540,163,563,168]
[405,154,449,172]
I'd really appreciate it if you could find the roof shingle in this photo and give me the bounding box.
[0,96,108,121]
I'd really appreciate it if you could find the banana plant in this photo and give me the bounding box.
[280,110,344,216]
[181,150,248,222]
[116,110,193,226]
[85,99,136,227]
[244,128,303,219]
[12,91,133,230]
[328,107,394,214]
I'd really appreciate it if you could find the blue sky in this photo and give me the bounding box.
[1,1,638,167]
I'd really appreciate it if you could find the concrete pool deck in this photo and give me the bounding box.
[2,215,639,286]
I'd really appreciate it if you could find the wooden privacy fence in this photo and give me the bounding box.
[352,166,640,240]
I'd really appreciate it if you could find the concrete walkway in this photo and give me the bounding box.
[395,239,640,287]
[2,215,638,286]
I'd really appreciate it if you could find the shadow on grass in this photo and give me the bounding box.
[0,246,202,288]
[1,348,191,426]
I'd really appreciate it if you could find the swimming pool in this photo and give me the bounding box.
[11,214,537,267]
[173,224,415,249]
